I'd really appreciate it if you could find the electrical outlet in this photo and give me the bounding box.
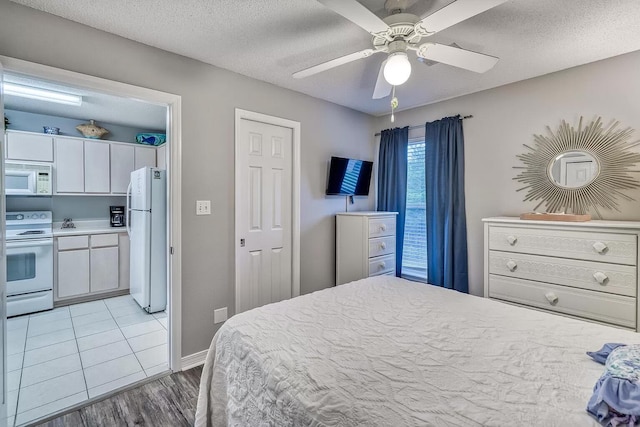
[196,200,211,215]
[214,307,228,324]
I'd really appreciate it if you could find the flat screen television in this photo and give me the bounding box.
[326,156,373,196]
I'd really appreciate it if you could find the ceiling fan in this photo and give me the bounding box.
[293,0,508,100]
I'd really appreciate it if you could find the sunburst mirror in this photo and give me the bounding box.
[514,117,640,217]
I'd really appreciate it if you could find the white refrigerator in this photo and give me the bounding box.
[127,167,167,313]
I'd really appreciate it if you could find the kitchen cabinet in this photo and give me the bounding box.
[84,140,111,193]
[6,131,54,162]
[135,146,156,170]
[58,249,90,298]
[56,232,128,302]
[111,144,135,194]
[55,137,85,193]
[156,144,167,169]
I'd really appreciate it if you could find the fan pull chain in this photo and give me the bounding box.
[390,86,398,123]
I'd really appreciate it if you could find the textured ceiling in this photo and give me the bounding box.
[10,0,640,116]
[4,73,167,130]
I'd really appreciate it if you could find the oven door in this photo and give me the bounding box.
[5,169,37,195]
[6,239,53,295]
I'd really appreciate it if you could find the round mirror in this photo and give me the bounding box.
[548,151,599,188]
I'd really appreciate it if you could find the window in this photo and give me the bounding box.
[402,140,427,281]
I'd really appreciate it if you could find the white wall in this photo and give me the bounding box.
[374,50,640,296]
[0,0,375,356]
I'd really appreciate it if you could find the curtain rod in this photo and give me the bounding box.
[374,115,473,136]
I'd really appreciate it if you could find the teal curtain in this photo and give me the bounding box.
[377,127,408,276]
[425,116,468,293]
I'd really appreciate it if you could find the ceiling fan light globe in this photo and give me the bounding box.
[383,52,412,86]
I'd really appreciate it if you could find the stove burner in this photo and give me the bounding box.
[18,231,45,235]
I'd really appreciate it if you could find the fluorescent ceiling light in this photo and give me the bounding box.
[3,82,82,106]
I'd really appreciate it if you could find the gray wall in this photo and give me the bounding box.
[0,0,375,356]
[5,109,164,143]
[374,50,640,297]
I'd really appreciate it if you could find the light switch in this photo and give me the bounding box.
[196,200,211,215]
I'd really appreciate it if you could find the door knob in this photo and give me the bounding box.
[593,241,609,254]
[506,260,518,272]
[545,292,559,305]
[593,271,609,285]
[507,235,518,246]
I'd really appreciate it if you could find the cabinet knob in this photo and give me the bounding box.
[507,235,518,246]
[545,292,559,305]
[593,271,609,285]
[379,261,386,269]
[593,241,609,254]
[380,242,386,250]
[379,224,387,232]
[506,260,518,272]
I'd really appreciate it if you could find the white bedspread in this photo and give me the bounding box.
[195,276,639,426]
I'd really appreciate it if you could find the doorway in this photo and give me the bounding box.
[1,56,182,427]
[234,109,300,314]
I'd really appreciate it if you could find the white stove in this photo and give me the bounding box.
[5,211,54,316]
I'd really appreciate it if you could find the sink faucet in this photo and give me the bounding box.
[61,218,76,229]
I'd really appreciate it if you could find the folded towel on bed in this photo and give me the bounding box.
[586,344,640,426]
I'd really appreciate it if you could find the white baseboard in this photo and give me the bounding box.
[181,349,208,370]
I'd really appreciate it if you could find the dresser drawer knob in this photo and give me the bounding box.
[545,292,559,305]
[379,224,387,232]
[506,260,518,272]
[593,271,609,285]
[592,241,609,254]
[507,235,518,246]
[379,261,386,270]
[380,242,387,250]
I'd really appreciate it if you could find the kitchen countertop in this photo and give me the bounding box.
[52,220,127,236]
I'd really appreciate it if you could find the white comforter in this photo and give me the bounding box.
[195,276,639,426]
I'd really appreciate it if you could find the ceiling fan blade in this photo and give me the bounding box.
[293,49,377,79]
[318,0,390,35]
[417,0,509,34]
[372,60,392,99]
[417,43,499,73]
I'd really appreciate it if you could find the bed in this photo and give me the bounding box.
[195,275,639,426]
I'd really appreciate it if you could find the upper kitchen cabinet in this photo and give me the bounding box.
[6,131,54,162]
[55,137,85,193]
[84,140,111,193]
[135,146,156,170]
[156,144,167,169]
[111,144,135,194]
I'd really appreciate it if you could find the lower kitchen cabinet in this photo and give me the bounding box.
[57,249,90,298]
[56,232,129,302]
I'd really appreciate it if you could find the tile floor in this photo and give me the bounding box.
[6,295,169,427]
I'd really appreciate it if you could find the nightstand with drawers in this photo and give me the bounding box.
[483,217,640,331]
[336,212,398,285]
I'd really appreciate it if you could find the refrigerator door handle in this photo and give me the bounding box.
[126,181,132,239]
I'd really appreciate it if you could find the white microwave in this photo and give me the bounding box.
[5,161,52,196]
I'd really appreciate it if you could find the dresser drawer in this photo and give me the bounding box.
[489,226,637,265]
[369,254,395,276]
[369,236,395,258]
[369,217,395,238]
[489,251,637,297]
[488,275,636,328]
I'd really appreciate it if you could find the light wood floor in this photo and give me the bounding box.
[35,366,203,427]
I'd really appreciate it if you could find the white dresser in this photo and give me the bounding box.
[336,212,398,285]
[483,217,640,331]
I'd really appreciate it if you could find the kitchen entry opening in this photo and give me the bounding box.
[402,139,428,281]
[1,58,180,427]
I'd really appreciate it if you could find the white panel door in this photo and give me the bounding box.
[0,60,7,421]
[55,137,85,193]
[237,119,292,313]
[84,140,111,193]
[110,144,135,194]
[134,146,156,170]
